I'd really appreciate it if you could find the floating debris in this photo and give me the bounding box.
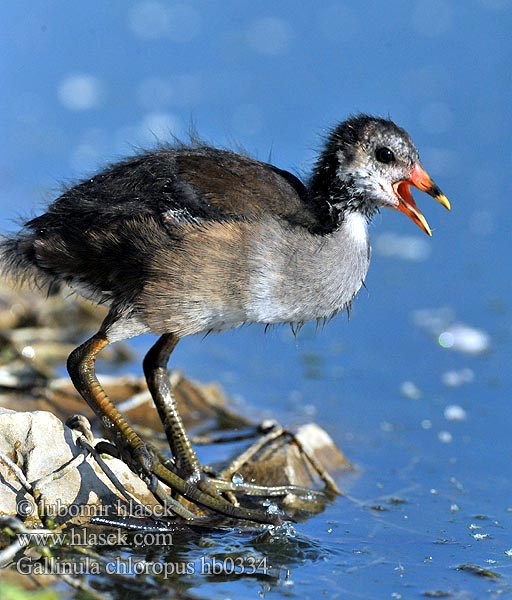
[412,308,490,355]
[443,405,467,422]
[441,368,474,387]
[400,380,422,400]
[437,431,453,443]
[438,325,490,355]
[455,563,501,579]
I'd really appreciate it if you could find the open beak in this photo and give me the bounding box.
[392,163,450,236]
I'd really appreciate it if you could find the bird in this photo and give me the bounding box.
[1,114,450,524]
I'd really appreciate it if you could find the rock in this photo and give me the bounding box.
[0,403,350,524]
[0,408,158,527]
[221,422,351,514]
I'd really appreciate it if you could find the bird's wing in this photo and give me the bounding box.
[158,147,320,229]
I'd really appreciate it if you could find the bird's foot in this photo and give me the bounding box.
[146,452,283,525]
[92,439,281,524]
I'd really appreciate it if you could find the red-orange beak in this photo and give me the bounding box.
[392,163,451,236]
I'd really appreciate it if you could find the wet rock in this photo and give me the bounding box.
[0,408,158,527]
[221,423,351,514]
[0,401,349,523]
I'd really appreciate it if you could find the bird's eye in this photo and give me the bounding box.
[375,147,395,164]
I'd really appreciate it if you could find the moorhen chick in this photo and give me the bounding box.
[1,114,450,523]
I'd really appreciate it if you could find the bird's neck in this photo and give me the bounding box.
[307,150,378,228]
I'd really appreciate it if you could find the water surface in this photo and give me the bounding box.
[1,2,511,597]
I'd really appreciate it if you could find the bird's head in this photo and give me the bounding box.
[312,114,450,235]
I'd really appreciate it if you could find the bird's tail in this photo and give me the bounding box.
[0,230,58,292]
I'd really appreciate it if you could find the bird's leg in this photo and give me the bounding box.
[142,335,241,503]
[68,331,279,524]
[67,333,153,472]
[142,334,330,506]
[142,333,202,482]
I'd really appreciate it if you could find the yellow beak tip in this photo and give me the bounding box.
[436,194,451,211]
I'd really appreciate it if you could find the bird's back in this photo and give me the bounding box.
[1,145,327,305]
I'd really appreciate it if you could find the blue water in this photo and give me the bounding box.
[1,2,512,598]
